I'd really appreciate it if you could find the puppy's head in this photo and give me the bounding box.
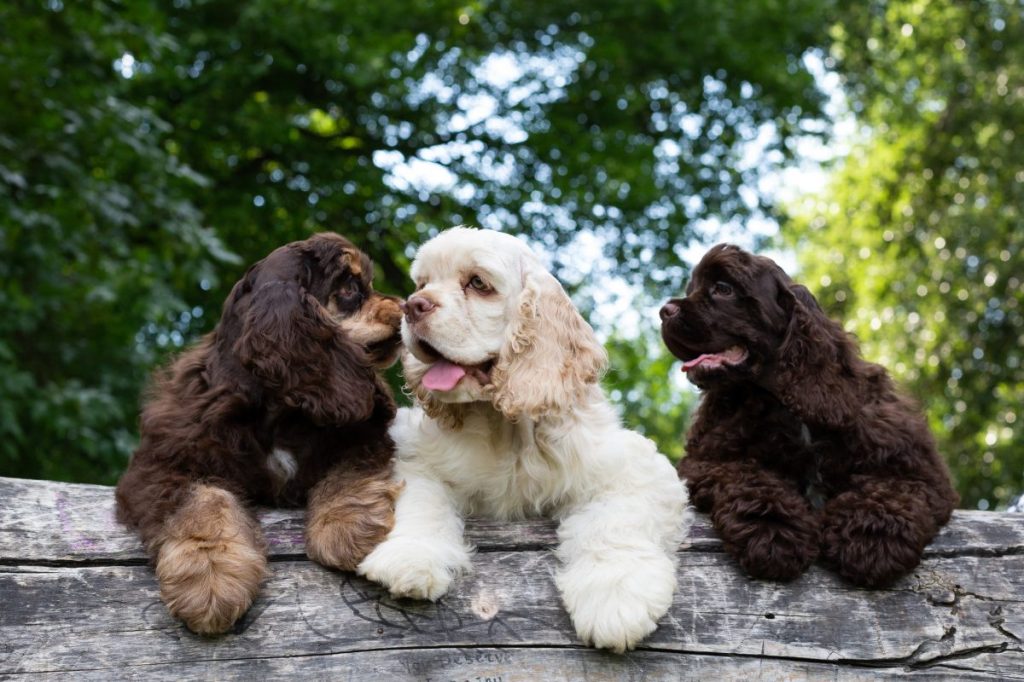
[401,227,607,425]
[659,244,800,389]
[225,232,402,424]
[660,243,861,425]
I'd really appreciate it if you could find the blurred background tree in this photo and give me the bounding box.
[1,0,1019,508]
[0,1,240,481]
[786,0,1023,509]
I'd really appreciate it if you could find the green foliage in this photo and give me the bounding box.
[7,0,1018,510]
[1,0,830,484]
[784,0,1023,508]
[134,0,831,294]
[0,1,238,481]
[603,323,695,463]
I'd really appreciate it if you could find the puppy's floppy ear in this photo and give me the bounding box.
[491,268,608,420]
[234,280,379,425]
[773,283,862,428]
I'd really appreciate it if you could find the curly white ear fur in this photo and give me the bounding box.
[491,268,607,421]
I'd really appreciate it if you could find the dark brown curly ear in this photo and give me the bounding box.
[234,280,378,425]
[772,284,862,428]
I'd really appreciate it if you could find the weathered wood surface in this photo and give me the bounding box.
[1,476,1022,680]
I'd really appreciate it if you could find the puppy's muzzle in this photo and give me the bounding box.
[404,295,437,323]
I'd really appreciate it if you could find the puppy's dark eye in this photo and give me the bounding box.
[710,281,734,297]
[467,275,491,293]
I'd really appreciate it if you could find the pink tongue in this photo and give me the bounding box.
[422,360,467,391]
[682,354,716,372]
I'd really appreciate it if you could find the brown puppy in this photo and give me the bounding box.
[116,233,403,634]
[660,244,958,587]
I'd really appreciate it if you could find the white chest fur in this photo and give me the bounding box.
[266,447,299,487]
[393,405,615,520]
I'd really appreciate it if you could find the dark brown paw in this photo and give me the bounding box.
[712,494,820,582]
[821,491,932,588]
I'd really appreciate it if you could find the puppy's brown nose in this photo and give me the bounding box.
[659,301,681,321]
[405,295,437,323]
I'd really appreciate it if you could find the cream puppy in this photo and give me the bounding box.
[357,227,690,653]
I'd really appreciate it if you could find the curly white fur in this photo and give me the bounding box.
[357,227,691,653]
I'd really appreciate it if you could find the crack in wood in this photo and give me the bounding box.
[989,605,1024,643]
[638,639,1024,672]
[3,635,1024,676]
[907,642,1012,670]
[6,543,1024,569]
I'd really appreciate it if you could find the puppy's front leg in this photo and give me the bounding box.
[154,484,267,635]
[821,476,938,587]
[306,462,402,571]
[556,498,681,653]
[357,464,472,600]
[556,448,688,654]
[681,457,821,581]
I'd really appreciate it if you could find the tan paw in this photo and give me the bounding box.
[155,486,267,635]
[306,469,401,571]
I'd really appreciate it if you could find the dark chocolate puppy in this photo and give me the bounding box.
[661,244,958,587]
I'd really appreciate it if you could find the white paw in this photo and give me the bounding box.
[357,537,468,601]
[557,552,676,653]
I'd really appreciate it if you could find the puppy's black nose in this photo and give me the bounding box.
[405,295,437,323]
[659,301,681,322]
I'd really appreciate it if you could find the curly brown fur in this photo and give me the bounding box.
[661,244,958,587]
[306,462,404,571]
[116,233,403,633]
[155,485,267,635]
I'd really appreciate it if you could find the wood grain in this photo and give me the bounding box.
[1,476,1022,679]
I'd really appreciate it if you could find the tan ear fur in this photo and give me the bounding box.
[491,270,607,421]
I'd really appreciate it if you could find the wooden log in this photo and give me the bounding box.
[1,476,1022,679]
